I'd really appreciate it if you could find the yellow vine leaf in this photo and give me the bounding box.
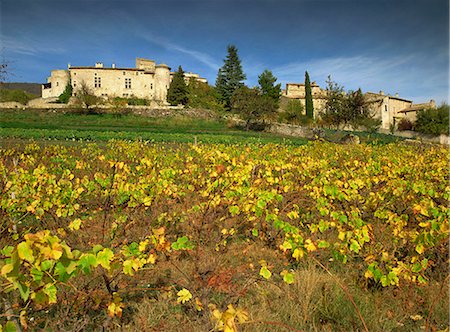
[305,239,317,252]
[107,293,124,318]
[17,242,34,263]
[292,248,304,260]
[177,288,193,304]
[68,218,82,231]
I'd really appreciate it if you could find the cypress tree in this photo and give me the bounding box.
[167,66,189,106]
[215,45,246,109]
[305,71,314,119]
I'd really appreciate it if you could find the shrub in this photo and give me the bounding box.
[0,89,37,105]
[108,98,132,117]
[397,118,413,131]
[57,83,73,104]
[112,96,149,106]
[415,104,449,136]
[279,99,311,125]
[355,117,382,133]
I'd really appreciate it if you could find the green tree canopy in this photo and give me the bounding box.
[258,69,281,106]
[187,79,225,112]
[321,76,376,129]
[414,104,449,135]
[167,66,189,106]
[215,45,246,109]
[230,86,277,129]
[305,71,314,119]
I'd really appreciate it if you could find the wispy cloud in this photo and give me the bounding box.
[273,55,414,87]
[273,54,449,103]
[139,33,220,70]
[2,36,66,56]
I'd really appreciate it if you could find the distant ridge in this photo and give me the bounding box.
[0,82,42,97]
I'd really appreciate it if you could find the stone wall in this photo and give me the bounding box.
[0,101,25,108]
[389,130,449,146]
[268,123,449,146]
[266,122,315,139]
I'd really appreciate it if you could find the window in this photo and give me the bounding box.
[94,76,102,88]
[125,78,131,89]
[385,105,388,112]
[56,82,59,86]
[150,83,153,90]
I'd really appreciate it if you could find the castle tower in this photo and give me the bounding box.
[154,64,171,103]
[42,69,70,99]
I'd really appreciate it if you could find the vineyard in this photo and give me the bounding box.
[0,140,448,331]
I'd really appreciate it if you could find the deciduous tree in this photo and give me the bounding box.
[321,76,376,130]
[230,86,277,129]
[0,62,8,83]
[415,104,449,135]
[187,79,225,112]
[75,81,100,112]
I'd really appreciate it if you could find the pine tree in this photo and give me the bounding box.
[258,69,281,107]
[305,71,314,119]
[215,45,246,109]
[167,66,189,106]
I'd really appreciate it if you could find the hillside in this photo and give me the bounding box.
[0,82,42,96]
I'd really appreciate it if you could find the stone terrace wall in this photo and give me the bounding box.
[267,123,449,146]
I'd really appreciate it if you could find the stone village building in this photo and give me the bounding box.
[42,57,207,104]
[282,83,436,130]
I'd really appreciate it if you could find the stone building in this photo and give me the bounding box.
[42,58,207,103]
[283,82,436,129]
[365,91,435,130]
[282,82,327,116]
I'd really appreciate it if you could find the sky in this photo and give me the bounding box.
[1,0,449,104]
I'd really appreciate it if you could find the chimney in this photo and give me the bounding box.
[68,63,71,69]
[430,99,436,108]
[112,63,116,69]
[95,62,104,68]
[379,90,384,95]
[395,93,399,97]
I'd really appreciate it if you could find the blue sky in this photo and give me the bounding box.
[1,0,448,103]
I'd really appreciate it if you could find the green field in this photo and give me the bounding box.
[0,109,309,145]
